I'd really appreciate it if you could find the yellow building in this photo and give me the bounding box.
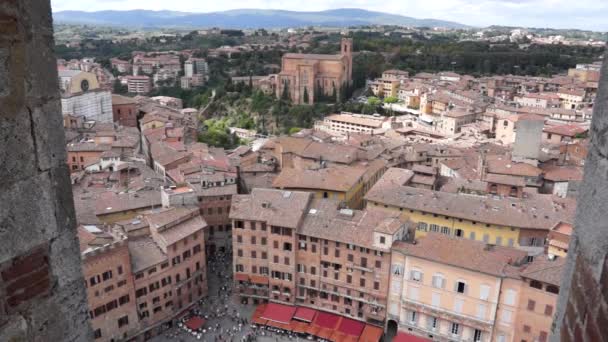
[272,159,386,209]
[364,168,575,252]
[546,221,572,258]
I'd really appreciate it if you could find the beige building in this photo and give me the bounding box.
[127,76,152,94]
[316,113,391,135]
[276,38,352,104]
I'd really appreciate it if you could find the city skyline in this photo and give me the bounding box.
[51,0,608,31]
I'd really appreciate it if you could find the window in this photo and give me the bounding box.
[441,226,450,235]
[359,278,365,287]
[544,305,553,316]
[450,322,460,335]
[360,257,367,268]
[375,260,381,268]
[410,270,422,282]
[102,270,113,281]
[432,274,445,288]
[546,285,559,294]
[523,325,531,333]
[348,254,354,262]
[454,298,464,313]
[417,222,427,231]
[431,292,440,307]
[428,317,438,331]
[94,329,102,339]
[539,331,548,342]
[480,284,490,300]
[118,315,129,328]
[473,329,482,342]
[117,266,123,275]
[373,281,380,290]
[119,295,130,306]
[505,289,516,305]
[409,311,417,324]
[456,281,466,294]
[379,236,386,244]
[261,237,267,245]
[527,299,536,311]
[408,286,419,301]
[501,309,513,324]
[476,303,486,319]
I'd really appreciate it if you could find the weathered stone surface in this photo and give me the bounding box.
[0,0,91,340]
[551,52,608,340]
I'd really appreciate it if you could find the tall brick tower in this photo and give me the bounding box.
[341,37,353,85]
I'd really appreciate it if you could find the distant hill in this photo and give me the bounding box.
[52,8,468,29]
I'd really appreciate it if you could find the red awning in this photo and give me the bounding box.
[313,311,341,329]
[261,303,297,324]
[294,307,317,322]
[234,273,249,282]
[185,316,206,330]
[337,317,365,337]
[394,331,432,342]
[251,304,267,325]
[250,275,269,285]
[291,320,310,333]
[359,325,383,342]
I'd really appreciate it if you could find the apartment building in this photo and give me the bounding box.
[364,168,575,255]
[127,76,152,94]
[67,142,111,172]
[131,207,208,337]
[369,78,400,98]
[317,113,391,135]
[513,256,565,342]
[230,188,410,325]
[387,233,528,342]
[272,159,387,209]
[79,225,140,341]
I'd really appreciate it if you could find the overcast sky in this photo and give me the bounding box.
[51,0,608,31]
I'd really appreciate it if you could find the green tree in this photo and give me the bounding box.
[281,81,290,101]
[384,96,398,104]
[303,86,309,104]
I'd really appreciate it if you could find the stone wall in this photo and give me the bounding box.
[551,53,608,340]
[0,1,92,341]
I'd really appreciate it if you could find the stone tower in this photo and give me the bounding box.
[0,1,92,341]
[341,37,353,85]
[550,53,608,340]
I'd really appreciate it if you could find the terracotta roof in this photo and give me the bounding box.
[487,159,542,177]
[550,221,573,236]
[147,207,206,248]
[300,200,407,250]
[128,237,167,273]
[392,233,527,277]
[485,174,525,187]
[366,168,574,229]
[542,166,584,182]
[543,124,588,137]
[272,166,366,192]
[95,190,162,216]
[283,53,344,61]
[112,94,137,105]
[230,189,312,229]
[67,143,111,152]
[325,114,386,128]
[519,255,566,286]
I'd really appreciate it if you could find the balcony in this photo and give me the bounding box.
[401,298,494,331]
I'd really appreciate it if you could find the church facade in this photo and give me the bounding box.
[276,38,353,104]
